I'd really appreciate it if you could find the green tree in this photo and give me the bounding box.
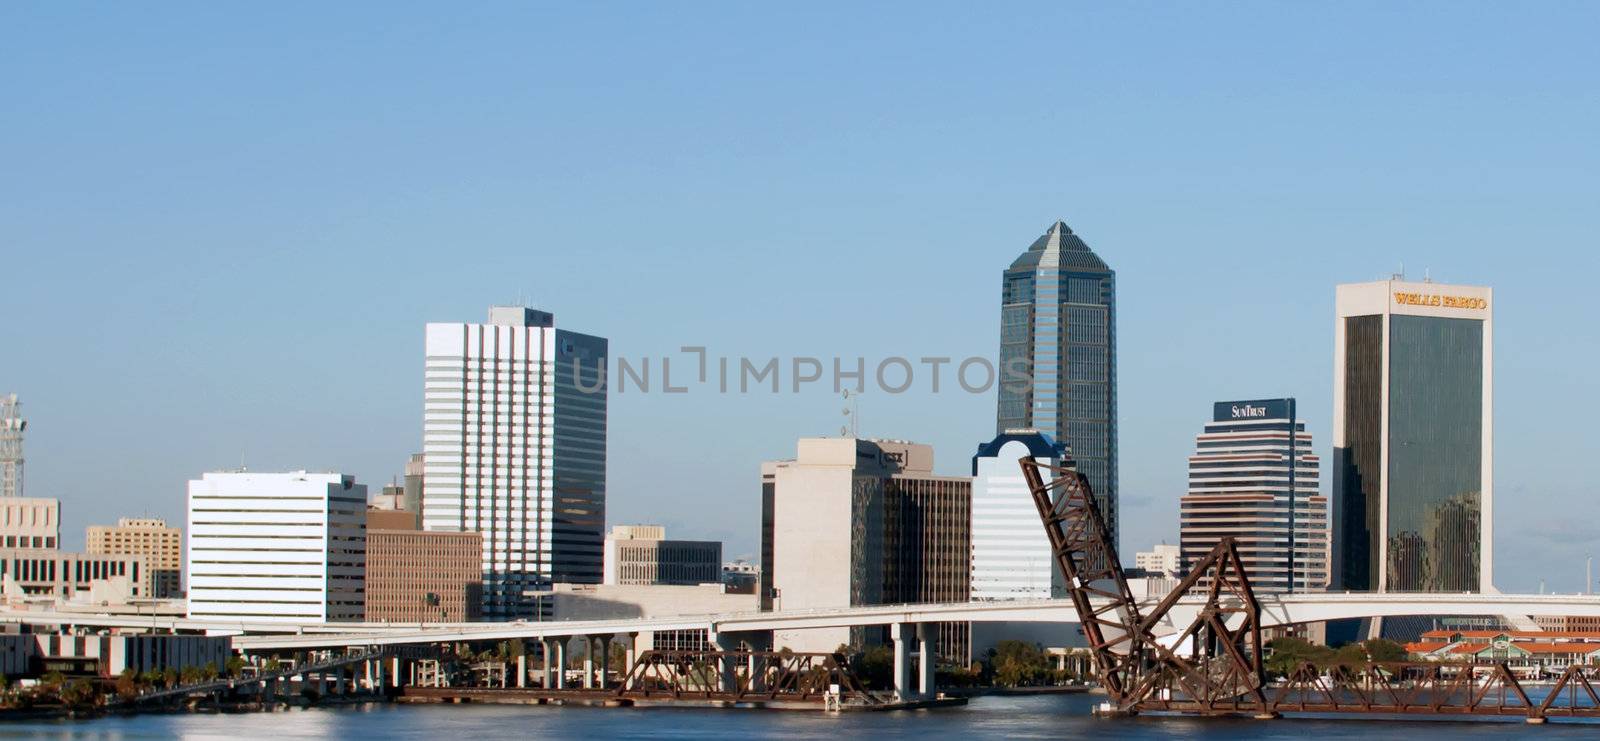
[1265,637,1334,676]
[180,666,203,686]
[852,645,894,690]
[225,656,246,677]
[991,640,1050,687]
[162,667,178,688]
[1363,638,1409,663]
[59,678,99,708]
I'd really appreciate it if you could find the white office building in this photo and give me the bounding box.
[186,471,366,622]
[424,306,608,620]
[969,431,1069,601]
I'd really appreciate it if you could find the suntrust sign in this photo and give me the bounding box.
[1212,398,1293,423]
[1394,291,1488,310]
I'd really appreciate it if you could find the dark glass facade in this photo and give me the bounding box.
[997,222,1118,543]
[1335,316,1383,591]
[1385,315,1483,591]
[1335,313,1484,593]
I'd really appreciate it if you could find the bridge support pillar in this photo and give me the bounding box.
[598,636,612,689]
[890,623,912,702]
[391,656,401,688]
[583,636,596,689]
[708,630,738,693]
[624,632,639,689]
[555,639,568,689]
[517,654,527,688]
[917,623,935,699]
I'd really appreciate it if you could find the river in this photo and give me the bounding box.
[1,694,1594,739]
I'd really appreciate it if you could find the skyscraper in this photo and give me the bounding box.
[1180,399,1327,593]
[997,221,1118,543]
[423,306,608,620]
[1333,279,1493,594]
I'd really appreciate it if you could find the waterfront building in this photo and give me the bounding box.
[0,550,150,601]
[1333,280,1493,594]
[1134,544,1182,578]
[1180,399,1327,593]
[1407,630,1600,677]
[763,438,970,664]
[185,471,366,622]
[365,509,483,623]
[996,222,1119,546]
[0,497,59,549]
[85,518,182,598]
[602,525,721,586]
[424,306,608,620]
[969,431,1069,601]
[0,633,229,678]
[0,394,22,498]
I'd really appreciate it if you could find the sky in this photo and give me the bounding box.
[3,2,1598,594]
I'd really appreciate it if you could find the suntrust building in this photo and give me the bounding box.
[1332,279,1493,596]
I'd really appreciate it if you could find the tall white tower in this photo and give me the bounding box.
[423,307,608,620]
[0,394,24,499]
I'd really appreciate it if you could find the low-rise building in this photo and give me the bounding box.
[86,518,183,598]
[551,582,757,653]
[603,525,721,586]
[0,633,229,678]
[1406,630,1600,676]
[0,497,59,550]
[0,550,150,602]
[365,508,482,622]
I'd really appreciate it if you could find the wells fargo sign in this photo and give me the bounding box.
[1394,292,1488,310]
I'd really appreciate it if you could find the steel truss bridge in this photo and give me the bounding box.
[1018,457,1600,724]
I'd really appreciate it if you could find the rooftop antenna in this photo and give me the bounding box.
[841,389,860,438]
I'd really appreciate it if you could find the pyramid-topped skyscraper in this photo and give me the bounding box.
[997,221,1119,545]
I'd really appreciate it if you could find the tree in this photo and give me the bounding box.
[115,669,140,700]
[59,678,99,708]
[162,667,178,689]
[225,656,246,678]
[852,645,894,690]
[1265,637,1334,676]
[990,640,1051,687]
[180,666,203,686]
[1363,639,1409,663]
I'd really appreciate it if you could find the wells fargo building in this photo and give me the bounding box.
[1332,279,1493,595]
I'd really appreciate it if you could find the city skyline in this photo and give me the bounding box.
[5,3,1599,595]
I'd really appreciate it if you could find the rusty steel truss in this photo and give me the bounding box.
[617,649,878,705]
[1019,455,1600,722]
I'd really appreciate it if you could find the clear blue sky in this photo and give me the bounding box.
[3,2,1597,593]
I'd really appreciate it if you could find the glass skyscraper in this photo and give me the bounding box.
[1333,280,1493,595]
[997,221,1118,544]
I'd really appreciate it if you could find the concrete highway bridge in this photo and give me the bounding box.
[7,592,1600,651]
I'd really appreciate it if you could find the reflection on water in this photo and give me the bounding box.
[0,695,1596,740]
